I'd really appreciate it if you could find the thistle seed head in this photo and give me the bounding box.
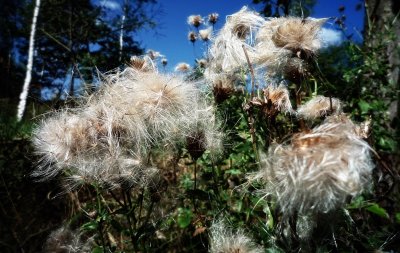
[188,31,197,43]
[271,17,327,56]
[209,219,263,253]
[208,13,219,25]
[263,84,293,115]
[33,65,221,189]
[161,58,168,67]
[297,95,342,120]
[199,27,212,41]
[251,116,374,216]
[129,55,155,72]
[174,62,191,72]
[196,58,208,68]
[147,49,162,60]
[207,7,265,74]
[254,17,326,80]
[187,15,203,28]
[44,226,93,253]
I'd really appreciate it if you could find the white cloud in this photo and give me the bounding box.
[100,0,120,10]
[319,27,344,48]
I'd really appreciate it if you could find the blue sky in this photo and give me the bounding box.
[96,0,364,71]
[93,0,363,70]
[129,0,365,71]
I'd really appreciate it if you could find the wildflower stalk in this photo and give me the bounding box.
[193,160,198,212]
[108,190,124,209]
[242,45,260,162]
[295,82,306,131]
[95,186,108,251]
[137,188,145,228]
[121,189,137,251]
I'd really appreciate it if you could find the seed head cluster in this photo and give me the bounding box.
[187,15,203,28]
[33,60,221,189]
[255,17,327,79]
[205,6,265,80]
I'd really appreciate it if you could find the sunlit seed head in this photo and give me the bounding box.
[199,27,212,41]
[207,7,265,74]
[208,13,219,25]
[251,116,374,216]
[146,49,162,60]
[254,17,326,79]
[209,219,264,253]
[129,55,154,72]
[44,226,93,253]
[187,15,203,28]
[263,84,293,114]
[297,95,342,120]
[224,6,265,40]
[174,62,191,72]
[271,17,327,56]
[196,58,208,68]
[33,65,218,189]
[32,111,96,178]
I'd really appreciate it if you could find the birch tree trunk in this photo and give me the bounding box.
[119,1,127,63]
[17,0,41,121]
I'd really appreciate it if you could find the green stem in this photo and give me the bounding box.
[95,186,108,252]
[193,160,198,212]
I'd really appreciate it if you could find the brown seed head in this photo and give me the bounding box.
[208,13,219,25]
[175,62,191,72]
[129,56,153,72]
[271,17,327,56]
[161,58,168,67]
[188,15,203,28]
[188,31,197,43]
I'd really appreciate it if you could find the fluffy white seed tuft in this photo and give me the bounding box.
[250,115,374,216]
[297,95,342,120]
[209,219,263,253]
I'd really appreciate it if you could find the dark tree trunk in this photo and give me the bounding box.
[364,0,400,151]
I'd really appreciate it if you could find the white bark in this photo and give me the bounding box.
[17,0,41,121]
[119,10,126,62]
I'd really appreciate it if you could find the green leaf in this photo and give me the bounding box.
[177,208,192,228]
[347,195,365,209]
[81,220,98,231]
[366,203,389,219]
[225,169,242,175]
[91,246,104,253]
[395,213,400,224]
[263,204,274,230]
[358,100,370,114]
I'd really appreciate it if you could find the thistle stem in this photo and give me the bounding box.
[242,45,256,98]
[242,45,260,162]
[193,160,198,212]
[121,189,136,251]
